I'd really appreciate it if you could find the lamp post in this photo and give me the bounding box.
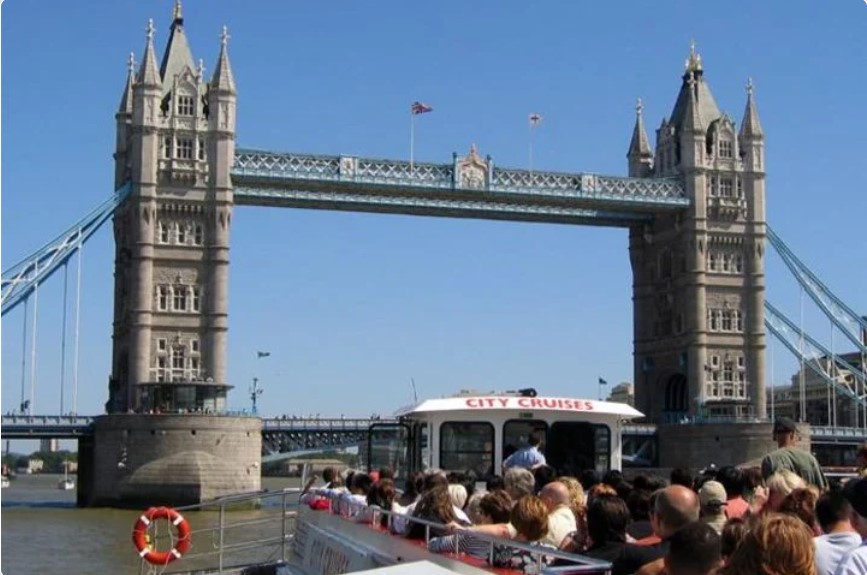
[251,351,270,415]
[250,377,263,415]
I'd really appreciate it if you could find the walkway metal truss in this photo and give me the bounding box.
[765,300,867,408]
[1,183,131,316]
[232,149,689,227]
[767,226,867,356]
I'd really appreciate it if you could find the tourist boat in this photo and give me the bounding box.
[366,388,644,476]
[138,389,641,574]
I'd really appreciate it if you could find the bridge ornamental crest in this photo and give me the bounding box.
[457,144,488,190]
[339,156,357,179]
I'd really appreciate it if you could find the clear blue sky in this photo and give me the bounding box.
[2,1,866,423]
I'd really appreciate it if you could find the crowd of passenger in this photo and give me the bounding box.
[298,418,867,575]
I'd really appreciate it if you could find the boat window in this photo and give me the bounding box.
[440,422,494,476]
[502,420,548,462]
[546,422,611,476]
[368,423,410,478]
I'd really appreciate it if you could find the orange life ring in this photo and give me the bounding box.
[132,506,192,565]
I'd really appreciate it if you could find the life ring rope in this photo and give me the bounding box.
[132,506,192,566]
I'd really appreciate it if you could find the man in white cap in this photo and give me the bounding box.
[698,481,727,535]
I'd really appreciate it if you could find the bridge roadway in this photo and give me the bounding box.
[3,415,866,450]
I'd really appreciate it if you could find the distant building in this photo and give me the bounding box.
[767,351,865,427]
[40,438,59,453]
[607,382,635,406]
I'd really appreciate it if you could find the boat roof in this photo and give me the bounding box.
[394,394,644,419]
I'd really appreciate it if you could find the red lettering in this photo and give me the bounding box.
[497,398,509,407]
[465,398,480,408]
[529,398,543,408]
[584,401,594,410]
[517,398,531,408]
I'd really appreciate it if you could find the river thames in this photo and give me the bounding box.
[1,474,299,575]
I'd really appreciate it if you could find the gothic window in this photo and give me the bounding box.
[171,346,186,380]
[190,339,200,353]
[733,254,744,273]
[157,286,169,311]
[177,138,194,160]
[721,311,733,332]
[734,310,743,332]
[709,309,719,331]
[723,364,734,383]
[736,177,744,198]
[197,137,206,161]
[158,221,169,244]
[156,356,167,381]
[737,356,745,369]
[173,286,188,312]
[708,252,717,271]
[163,136,172,159]
[711,354,720,368]
[157,338,167,352]
[193,224,204,245]
[720,177,734,198]
[722,254,731,272]
[708,176,718,197]
[719,140,733,159]
[177,95,194,117]
[177,223,188,245]
[190,357,200,374]
[190,286,200,312]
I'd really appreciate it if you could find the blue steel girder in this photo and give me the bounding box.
[231,149,689,227]
[767,227,867,356]
[1,183,132,316]
[765,301,867,408]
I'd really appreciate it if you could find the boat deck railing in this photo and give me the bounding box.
[319,492,612,575]
[137,488,301,575]
[136,488,612,575]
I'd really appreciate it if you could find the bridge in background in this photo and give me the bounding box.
[3,414,865,468]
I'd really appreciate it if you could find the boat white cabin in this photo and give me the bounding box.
[367,389,644,477]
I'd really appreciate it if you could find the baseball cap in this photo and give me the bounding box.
[843,477,867,518]
[773,417,798,434]
[698,480,727,510]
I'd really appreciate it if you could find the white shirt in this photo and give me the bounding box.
[834,542,867,575]
[815,532,861,575]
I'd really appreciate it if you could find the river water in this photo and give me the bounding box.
[1,474,300,575]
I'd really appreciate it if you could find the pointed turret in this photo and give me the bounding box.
[668,42,721,133]
[681,72,704,134]
[739,78,765,173]
[159,0,197,95]
[118,53,136,114]
[210,26,236,94]
[739,78,763,139]
[137,19,161,86]
[627,98,653,177]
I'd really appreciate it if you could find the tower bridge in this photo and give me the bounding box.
[3,4,866,505]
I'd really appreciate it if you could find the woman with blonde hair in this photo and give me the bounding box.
[718,512,815,575]
[750,469,807,514]
[555,476,588,551]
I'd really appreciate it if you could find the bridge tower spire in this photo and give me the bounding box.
[630,43,767,425]
[627,98,653,177]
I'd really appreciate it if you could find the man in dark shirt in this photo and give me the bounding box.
[612,485,700,575]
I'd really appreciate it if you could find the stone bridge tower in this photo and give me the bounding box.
[629,45,767,425]
[110,4,236,414]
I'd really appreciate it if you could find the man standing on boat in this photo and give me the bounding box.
[503,430,546,471]
[761,417,828,490]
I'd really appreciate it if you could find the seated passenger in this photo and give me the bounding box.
[405,485,470,540]
[491,495,557,573]
[429,491,512,556]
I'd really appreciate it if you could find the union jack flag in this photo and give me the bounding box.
[411,101,433,115]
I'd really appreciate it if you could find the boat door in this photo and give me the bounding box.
[545,421,611,476]
[367,422,413,478]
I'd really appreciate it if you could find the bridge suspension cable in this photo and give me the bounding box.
[767,226,867,356]
[1,182,131,316]
[765,300,867,409]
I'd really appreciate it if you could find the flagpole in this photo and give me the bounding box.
[410,110,415,172]
[529,122,533,175]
